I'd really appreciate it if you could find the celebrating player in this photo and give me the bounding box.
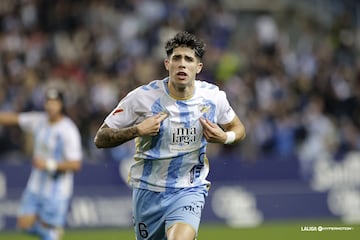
[94,31,246,240]
[0,88,83,240]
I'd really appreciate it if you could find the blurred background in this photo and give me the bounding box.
[0,0,360,234]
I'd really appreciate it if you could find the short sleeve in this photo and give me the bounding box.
[104,90,140,129]
[18,112,46,133]
[216,90,236,125]
[63,122,83,161]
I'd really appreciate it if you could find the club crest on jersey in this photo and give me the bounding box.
[199,104,210,114]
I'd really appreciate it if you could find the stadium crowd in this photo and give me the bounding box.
[0,0,359,177]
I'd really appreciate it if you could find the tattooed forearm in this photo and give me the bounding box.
[94,125,138,148]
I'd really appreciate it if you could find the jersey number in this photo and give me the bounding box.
[138,223,149,238]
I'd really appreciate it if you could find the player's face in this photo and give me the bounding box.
[45,99,63,120]
[164,47,203,90]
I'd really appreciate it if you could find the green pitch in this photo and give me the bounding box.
[0,220,358,240]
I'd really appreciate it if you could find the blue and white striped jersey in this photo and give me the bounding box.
[105,78,235,192]
[18,112,83,199]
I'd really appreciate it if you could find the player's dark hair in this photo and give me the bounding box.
[165,31,206,60]
[46,88,64,102]
[45,88,66,114]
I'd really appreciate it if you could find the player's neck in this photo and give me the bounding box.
[48,114,64,124]
[168,80,194,100]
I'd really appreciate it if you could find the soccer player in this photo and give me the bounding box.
[94,31,246,240]
[0,88,83,240]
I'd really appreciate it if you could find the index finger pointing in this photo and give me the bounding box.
[204,118,217,128]
[156,112,168,122]
[200,117,210,129]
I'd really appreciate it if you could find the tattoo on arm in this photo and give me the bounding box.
[94,124,138,148]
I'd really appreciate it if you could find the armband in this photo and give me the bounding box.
[224,131,236,144]
[46,159,58,173]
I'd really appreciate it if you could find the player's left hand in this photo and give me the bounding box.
[199,118,227,143]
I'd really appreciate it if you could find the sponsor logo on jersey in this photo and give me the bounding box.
[171,127,197,145]
[112,108,124,115]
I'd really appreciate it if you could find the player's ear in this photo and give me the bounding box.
[196,62,203,74]
[164,59,169,71]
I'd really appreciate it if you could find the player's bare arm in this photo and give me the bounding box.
[32,157,82,172]
[200,115,246,144]
[0,112,20,125]
[94,123,138,148]
[94,113,168,148]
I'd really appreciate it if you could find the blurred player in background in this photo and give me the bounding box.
[94,31,246,240]
[0,88,83,240]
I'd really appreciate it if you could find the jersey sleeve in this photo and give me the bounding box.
[104,89,140,129]
[18,112,46,133]
[216,90,236,125]
[63,122,83,161]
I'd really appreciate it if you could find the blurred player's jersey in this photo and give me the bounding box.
[18,113,82,199]
[105,78,235,192]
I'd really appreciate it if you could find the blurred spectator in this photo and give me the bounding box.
[296,95,339,179]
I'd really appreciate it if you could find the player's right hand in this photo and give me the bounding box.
[136,113,168,136]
